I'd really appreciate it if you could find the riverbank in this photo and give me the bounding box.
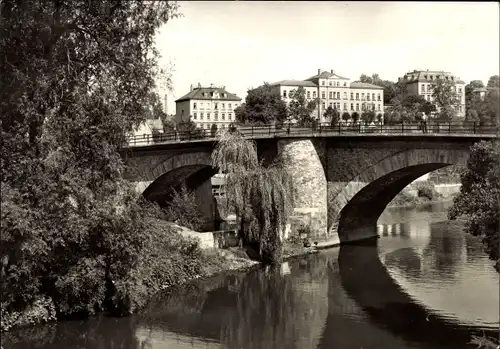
[387,194,456,209]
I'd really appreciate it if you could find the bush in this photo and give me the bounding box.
[162,184,205,231]
[389,190,418,207]
[110,217,208,315]
[416,182,440,201]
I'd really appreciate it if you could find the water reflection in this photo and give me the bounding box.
[2,202,499,349]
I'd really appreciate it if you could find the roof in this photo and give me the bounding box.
[175,86,241,102]
[305,70,349,81]
[269,80,317,87]
[401,70,464,84]
[350,81,384,90]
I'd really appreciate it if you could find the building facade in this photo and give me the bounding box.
[175,83,242,129]
[268,69,385,123]
[398,70,466,118]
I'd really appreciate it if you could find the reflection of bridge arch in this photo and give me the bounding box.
[335,240,495,348]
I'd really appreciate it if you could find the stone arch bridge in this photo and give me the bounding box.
[121,134,494,244]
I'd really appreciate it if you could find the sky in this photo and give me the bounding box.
[155,1,500,114]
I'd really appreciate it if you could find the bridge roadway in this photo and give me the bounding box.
[124,121,498,148]
[121,121,497,243]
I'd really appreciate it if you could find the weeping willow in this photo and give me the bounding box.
[211,128,294,264]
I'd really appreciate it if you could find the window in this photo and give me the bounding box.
[322,81,325,86]
[336,92,340,99]
[222,103,225,109]
[329,102,333,107]
[228,112,232,120]
[210,92,214,97]
[214,103,218,109]
[356,93,359,100]
[377,94,381,101]
[372,93,375,100]
[361,103,366,111]
[458,87,462,93]
[200,112,204,120]
[361,93,365,100]
[367,94,371,101]
[329,81,332,86]
[193,112,197,119]
[215,112,219,121]
[322,102,326,109]
[350,92,354,100]
[336,82,340,86]
[356,103,359,111]
[193,102,197,109]
[421,85,425,93]
[207,112,211,120]
[377,104,381,111]
[307,91,311,99]
[350,103,354,111]
[313,91,317,98]
[222,113,225,120]
[344,103,347,110]
[322,92,326,99]
[329,91,333,99]
[344,82,347,87]
[283,90,287,98]
[229,103,232,109]
[343,92,347,99]
[336,102,340,109]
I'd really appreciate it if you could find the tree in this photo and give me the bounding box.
[341,112,351,122]
[431,78,460,121]
[0,0,180,317]
[384,109,402,124]
[351,112,360,123]
[465,80,485,108]
[323,106,340,125]
[360,110,376,124]
[487,75,500,88]
[235,83,288,125]
[211,129,294,264]
[466,109,480,123]
[449,140,500,272]
[162,184,205,231]
[287,87,318,126]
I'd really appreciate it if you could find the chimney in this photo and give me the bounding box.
[198,82,201,88]
[318,68,321,75]
[331,69,334,74]
[190,84,194,92]
[210,83,214,88]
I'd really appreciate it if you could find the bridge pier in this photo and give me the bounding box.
[277,139,327,240]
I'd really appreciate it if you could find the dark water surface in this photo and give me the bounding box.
[3,201,499,349]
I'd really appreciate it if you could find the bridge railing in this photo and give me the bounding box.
[124,121,499,147]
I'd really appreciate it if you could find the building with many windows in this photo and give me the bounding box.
[267,69,385,123]
[398,70,466,118]
[175,83,242,130]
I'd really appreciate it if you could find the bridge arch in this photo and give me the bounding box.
[329,148,468,243]
[132,151,217,230]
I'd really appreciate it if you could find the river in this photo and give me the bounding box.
[2,201,499,349]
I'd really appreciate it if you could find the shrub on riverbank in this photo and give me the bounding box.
[416,182,441,201]
[162,184,205,231]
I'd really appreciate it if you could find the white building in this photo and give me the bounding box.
[128,119,163,146]
[398,70,466,118]
[175,83,242,130]
[267,69,385,123]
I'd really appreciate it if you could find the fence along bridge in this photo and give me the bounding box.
[125,121,498,147]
